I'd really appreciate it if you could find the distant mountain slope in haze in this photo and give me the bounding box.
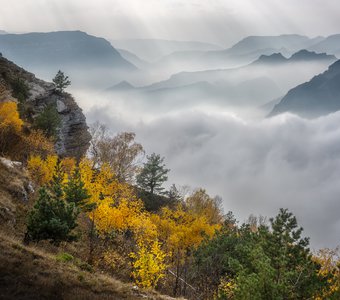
[0,31,136,70]
[117,48,150,69]
[253,53,288,64]
[290,49,336,61]
[111,38,223,62]
[147,49,335,92]
[0,30,7,35]
[308,34,340,56]
[253,50,336,65]
[151,35,326,73]
[107,80,135,91]
[0,31,137,88]
[269,60,340,118]
[226,35,324,56]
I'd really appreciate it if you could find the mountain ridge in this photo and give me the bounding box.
[0,31,137,88]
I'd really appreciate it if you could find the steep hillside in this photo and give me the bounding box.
[269,59,340,118]
[308,34,340,56]
[0,158,177,300]
[0,158,31,236]
[0,233,176,300]
[0,55,91,157]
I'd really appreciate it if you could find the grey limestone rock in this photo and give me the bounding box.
[0,56,91,158]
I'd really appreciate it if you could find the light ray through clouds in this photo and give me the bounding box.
[1,0,340,44]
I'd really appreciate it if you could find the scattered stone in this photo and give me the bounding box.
[0,157,22,169]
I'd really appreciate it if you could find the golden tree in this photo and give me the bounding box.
[0,101,23,155]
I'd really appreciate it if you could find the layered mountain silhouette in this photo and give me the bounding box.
[149,35,326,74]
[203,35,326,66]
[269,60,340,118]
[253,50,336,65]
[131,49,334,107]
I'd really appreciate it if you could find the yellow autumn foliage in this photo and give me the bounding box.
[27,155,58,186]
[94,197,144,234]
[27,155,76,186]
[0,101,24,156]
[217,277,237,299]
[130,240,167,289]
[151,205,220,259]
[0,101,23,132]
[313,247,340,299]
[78,158,152,238]
[26,154,223,292]
[22,129,55,157]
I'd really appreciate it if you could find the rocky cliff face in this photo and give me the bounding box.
[0,56,91,158]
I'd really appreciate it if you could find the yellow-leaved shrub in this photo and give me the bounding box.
[130,240,167,289]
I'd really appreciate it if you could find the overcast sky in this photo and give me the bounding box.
[1,0,340,46]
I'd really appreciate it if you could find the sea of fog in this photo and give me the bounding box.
[71,87,340,250]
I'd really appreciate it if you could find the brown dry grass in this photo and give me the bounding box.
[0,159,185,300]
[0,232,180,300]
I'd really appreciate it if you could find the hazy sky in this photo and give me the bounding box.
[1,0,340,46]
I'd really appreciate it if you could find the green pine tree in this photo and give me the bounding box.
[136,153,170,195]
[64,167,95,212]
[50,159,64,198]
[26,187,78,245]
[34,104,61,138]
[52,70,71,93]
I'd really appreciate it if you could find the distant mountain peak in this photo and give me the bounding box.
[107,80,135,91]
[253,49,336,65]
[254,53,287,64]
[290,49,336,61]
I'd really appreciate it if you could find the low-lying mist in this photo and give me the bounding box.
[74,87,340,249]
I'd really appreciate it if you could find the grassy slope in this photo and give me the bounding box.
[0,233,176,300]
[0,160,180,300]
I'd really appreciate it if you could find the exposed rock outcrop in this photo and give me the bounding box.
[0,56,91,158]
